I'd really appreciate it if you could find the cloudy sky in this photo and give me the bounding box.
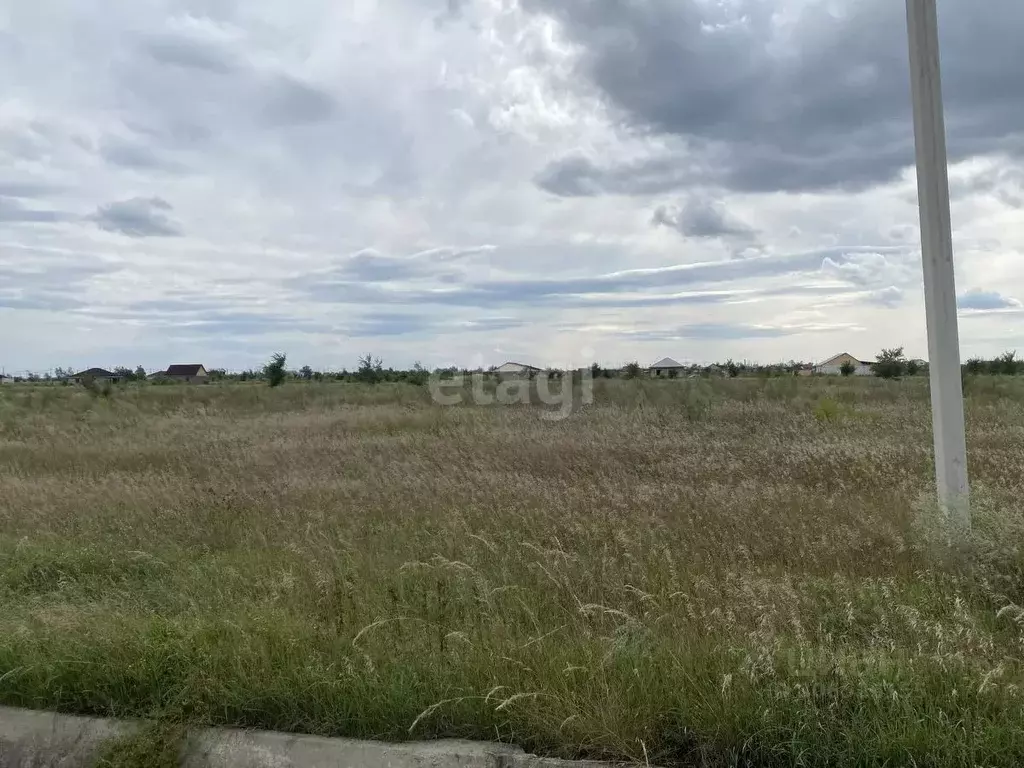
[2,0,1023,374]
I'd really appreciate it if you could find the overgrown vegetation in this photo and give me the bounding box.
[871,346,908,379]
[965,351,1023,376]
[264,352,287,388]
[95,722,184,768]
[2,378,1024,765]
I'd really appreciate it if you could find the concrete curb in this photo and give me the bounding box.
[0,707,627,768]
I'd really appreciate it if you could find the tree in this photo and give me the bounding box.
[265,353,287,387]
[299,365,314,381]
[726,359,740,378]
[872,347,906,379]
[994,350,1019,376]
[905,359,920,376]
[357,354,383,384]
[135,366,146,381]
[623,361,642,379]
[840,360,856,377]
[590,362,603,379]
[965,357,985,376]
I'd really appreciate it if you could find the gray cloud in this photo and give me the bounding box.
[622,322,852,342]
[0,197,71,224]
[527,0,1024,195]
[958,289,1023,312]
[98,135,177,171]
[345,312,427,338]
[0,293,87,311]
[652,196,757,240]
[141,33,237,74]
[820,251,918,289]
[952,163,1024,208]
[260,76,336,127]
[92,197,183,237]
[868,286,905,308]
[295,246,903,310]
[0,181,60,199]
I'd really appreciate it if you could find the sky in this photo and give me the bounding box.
[1,0,1024,374]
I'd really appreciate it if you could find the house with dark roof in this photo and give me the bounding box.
[69,368,122,385]
[163,364,209,383]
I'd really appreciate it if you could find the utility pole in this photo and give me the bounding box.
[906,0,969,527]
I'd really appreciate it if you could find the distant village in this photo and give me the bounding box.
[0,349,960,386]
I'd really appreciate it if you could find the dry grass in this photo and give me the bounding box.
[2,377,1024,766]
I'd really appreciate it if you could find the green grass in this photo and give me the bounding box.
[2,377,1024,766]
[95,722,184,768]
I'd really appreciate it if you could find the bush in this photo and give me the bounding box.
[814,397,841,423]
[872,347,906,379]
[623,361,642,379]
[264,353,287,388]
[965,358,985,376]
[840,360,856,377]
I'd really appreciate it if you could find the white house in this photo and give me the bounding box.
[0,374,13,384]
[814,352,873,376]
[495,361,543,376]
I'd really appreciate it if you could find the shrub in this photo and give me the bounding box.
[840,360,856,377]
[872,347,906,379]
[965,358,985,376]
[623,361,642,379]
[264,353,287,388]
[814,397,841,423]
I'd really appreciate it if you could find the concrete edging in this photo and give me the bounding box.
[0,706,625,768]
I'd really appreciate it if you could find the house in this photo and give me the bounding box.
[0,374,14,384]
[495,361,543,376]
[649,357,687,377]
[69,368,122,385]
[163,364,209,383]
[813,353,873,376]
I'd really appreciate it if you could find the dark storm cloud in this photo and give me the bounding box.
[652,196,757,240]
[527,0,1024,195]
[92,197,182,237]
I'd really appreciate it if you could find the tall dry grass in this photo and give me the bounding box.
[2,377,1024,766]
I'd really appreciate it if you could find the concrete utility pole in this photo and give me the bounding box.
[906,0,969,527]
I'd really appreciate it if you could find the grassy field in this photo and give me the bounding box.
[2,377,1024,766]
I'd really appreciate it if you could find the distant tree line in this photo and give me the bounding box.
[24,350,1024,387]
[964,351,1023,376]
